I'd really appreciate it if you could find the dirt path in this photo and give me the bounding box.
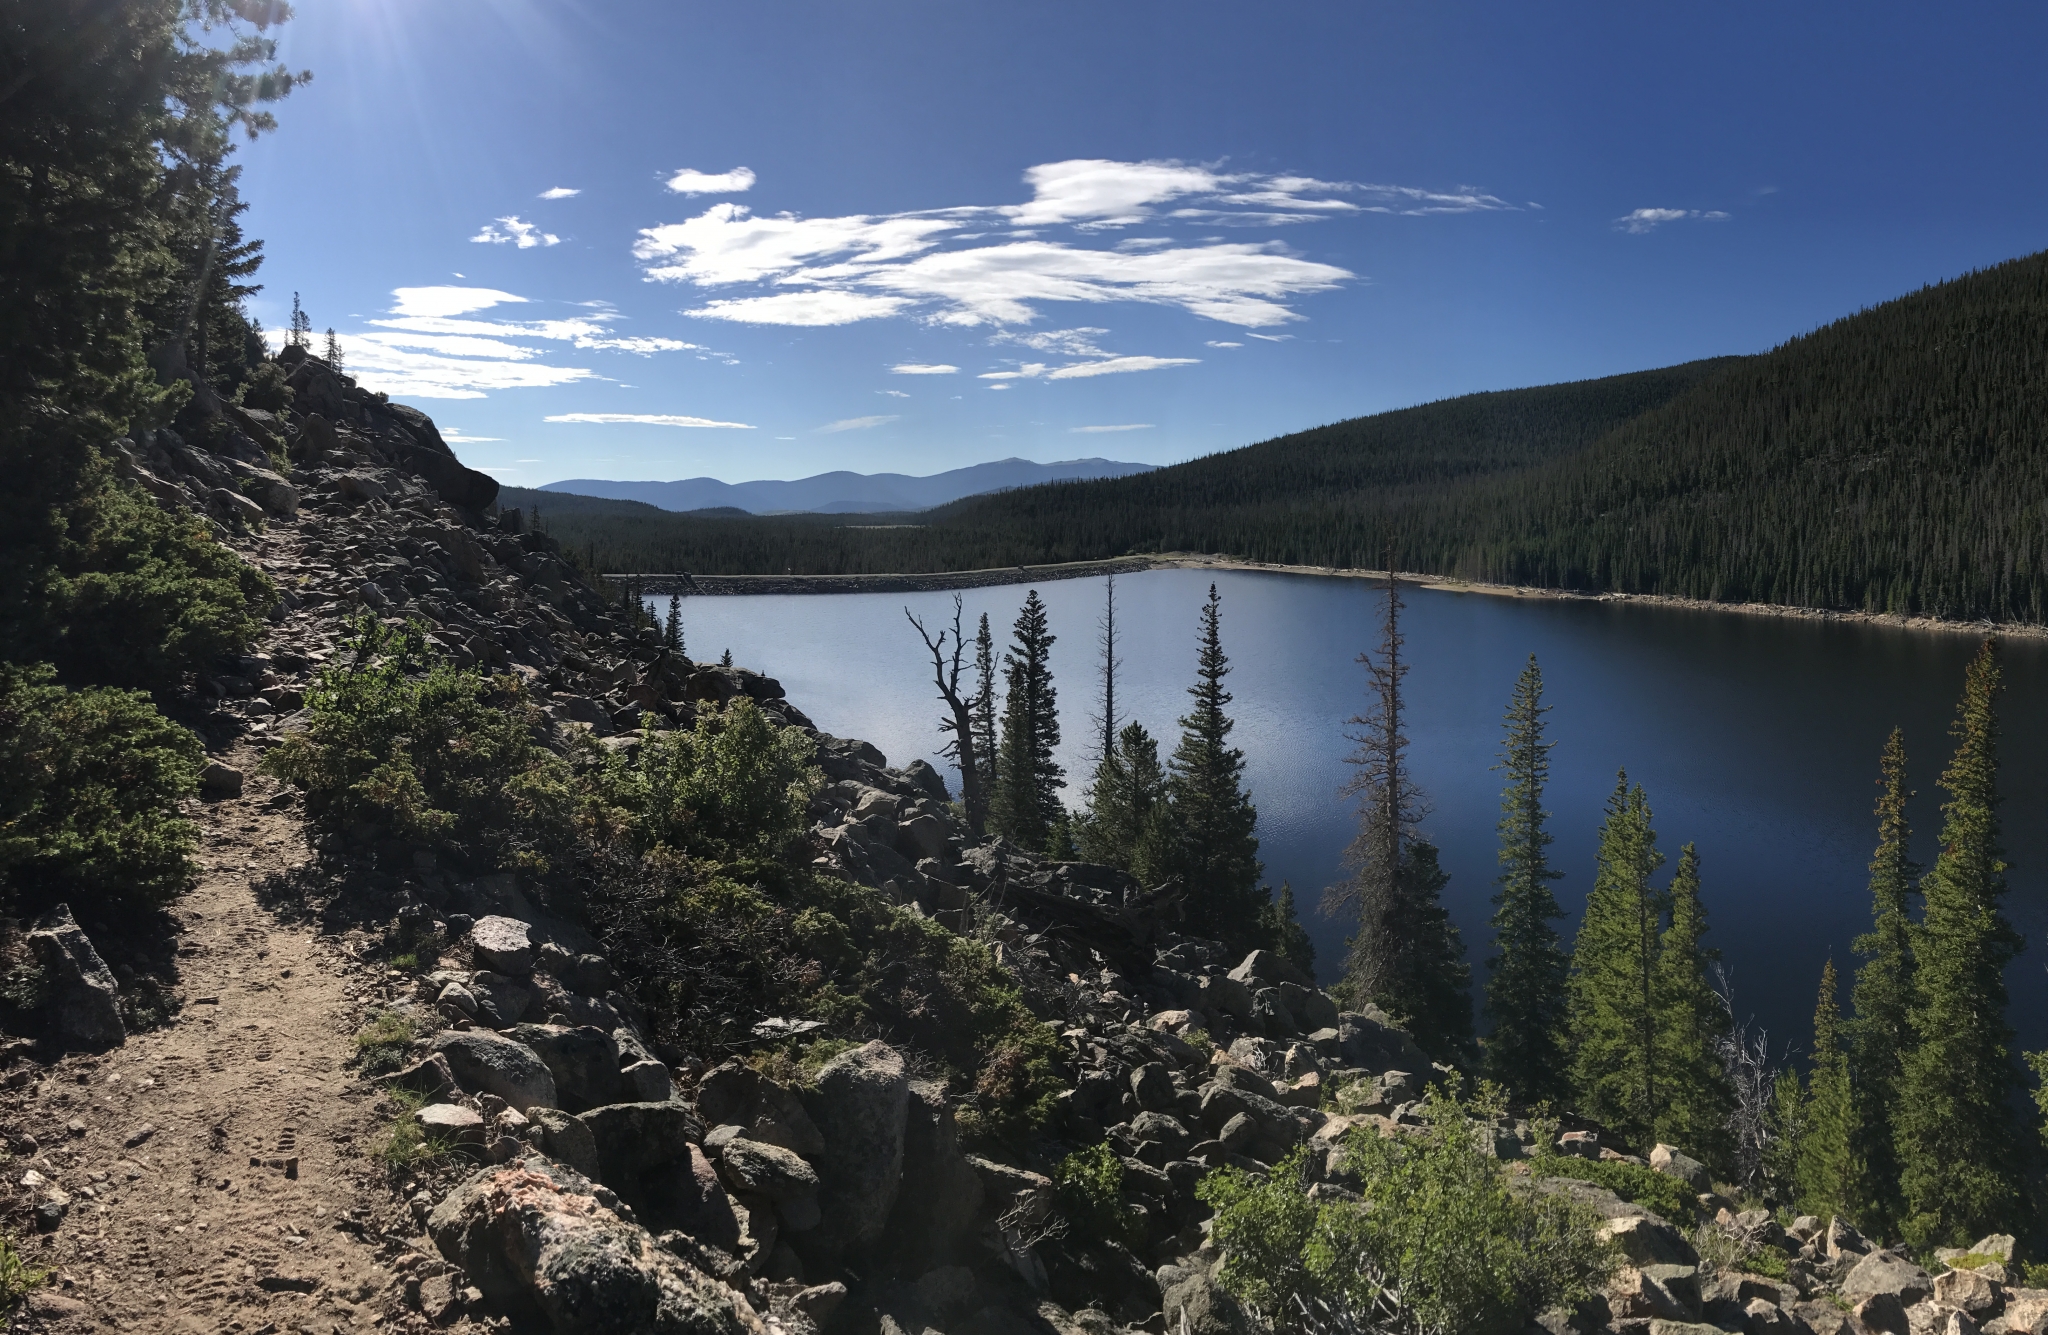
[2,736,424,1333]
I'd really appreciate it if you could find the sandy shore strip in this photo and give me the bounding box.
[608,553,2045,640]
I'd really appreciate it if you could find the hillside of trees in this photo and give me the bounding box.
[529,250,2048,621]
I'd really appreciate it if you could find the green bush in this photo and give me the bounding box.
[265,616,559,859]
[353,1011,416,1076]
[1530,1153,1697,1226]
[1055,1141,1138,1247]
[1202,1090,1615,1335]
[4,460,273,690]
[624,697,822,859]
[0,662,202,910]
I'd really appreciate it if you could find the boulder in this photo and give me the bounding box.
[471,916,535,973]
[897,814,950,862]
[715,1137,819,1202]
[1601,1215,1701,1268]
[1827,1216,1872,1259]
[1228,949,1311,989]
[1853,1293,1909,1335]
[1792,1300,1857,1335]
[1196,975,1254,1021]
[1991,1289,2048,1335]
[1129,1062,1177,1112]
[469,971,532,1028]
[427,1156,763,1335]
[26,904,125,1050]
[697,1060,825,1158]
[883,1080,984,1271]
[914,1265,978,1318]
[379,1052,457,1102]
[1650,1143,1711,1190]
[1843,1251,1935,1307]
[507,1023,620,1111]
[417,1103,486,1144]
[1163,1272,1250,1335]
[641,1144,742,1252]
[800,1040,909,1265]
[578,1102,704,1182]
[1973,1236,2020,1264]
[434,1031,558,1111]
[527,1107,601,1180]
[622,1059,674,1103]
[199,760,244,796]
[1936,1268,2002,1317]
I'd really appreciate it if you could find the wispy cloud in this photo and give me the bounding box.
[1206,340,1243,348]
[1070,423,1154,433]
[472,216,561,248]
[393,286,528,318]
[439,429,503,443]
[878,389,910,398]
[628,158,1511,330]
[1614,207,1731,234]
[545,412,754,429]
[817,414,898,433]
[979,352,1199,381]
[539,187,580,200]
[890,362,959,375]
[665,166,756,195]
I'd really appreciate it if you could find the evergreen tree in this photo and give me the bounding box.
[289,291,311,347]
[1896,640,2026,1250]
[1258,883,1316,979]
[1382,839,1476,1063]
[1794,959,1855,1220]
[663,594,685,657]
[1164,585,1263,946]
[1848,727,1918,1238]
[324,326,343,375]
[991,591,1062,848]
[1654,844,1734,1168]
[1076,720,1171,885]
[971,613,999,808]
[1568,775,1668,1150]
[1485,654,1570,1107]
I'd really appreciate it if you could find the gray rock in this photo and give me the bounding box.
[801,1039,909,1264]
[528,1107,602,1180]
[1197,974,1254,1021]
[471,915,535,973]
[1827,1215,1872,1259]
[1601,1215,1700,1268]
[1228,949,1311,989]
[1164,1272,1249,1335]
[433,1030,558,1110]
[1843,1251,1934,1307]
[716,1137,819,1201]
[507,1023,621,1111]
[417,1103,486,1143]
[199,760,244,796]
[622,1059,674,1103]
[1935,1269,2001,1317]
[643,1144,742,1253]
[378,1052,457,1102]
[897,814,950,862]
[884,1079,983,1271]
[469,971,532,1028]
[915,1265,978,1318]
[1130,1062,1177,1112]
[579,1102,705,1182]
[697,1060,825,1159]
[26,904,124,1050]
[1129,1111,1192,1157]
[1650,1143,1711,1190]
[427,1155,758,1335]
[1852,1292,1909,1335]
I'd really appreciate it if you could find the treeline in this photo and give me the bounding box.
[1,0,309,917]
[530,250,2048,622]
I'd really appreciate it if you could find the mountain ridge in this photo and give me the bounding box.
[540,455,1157,514]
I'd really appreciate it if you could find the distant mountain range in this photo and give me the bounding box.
[538,456,1156,514]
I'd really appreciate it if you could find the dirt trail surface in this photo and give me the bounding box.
[0,734,422,1333]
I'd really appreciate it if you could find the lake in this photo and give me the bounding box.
[651,569,2048,1056]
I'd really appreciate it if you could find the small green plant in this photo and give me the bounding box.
[1531,1153,1697,1225]
[389,951,419,972]
[353,1011,415,1076]
[2018,1260,2048,1288]
[1054,1141,1137,1247]
[1203,1088,1615,1335]
[0,1231,49,1313]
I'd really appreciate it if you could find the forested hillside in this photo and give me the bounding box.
[533,251,2048,621]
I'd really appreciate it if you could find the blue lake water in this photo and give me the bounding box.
[652,569,2048,1056]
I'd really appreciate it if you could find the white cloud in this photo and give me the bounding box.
[664,166,757,195]
[979,364,1047,380]
[1046,355,1198,379]
[1615,207,1730,234]
[439,429,502,443]
[1206,340,1243,348]
[545,412,754,429]
[629,158,1522,330]
[890,363,958,375]
[685,290,914,326]
[817,415,898,433]
[879,390,910,398]
[1069,423,1154,433]
[991,327,1109,357]
[330,340,599,399]
[539,187,581,200]
[472,216,561,248]
[391,286,528,318]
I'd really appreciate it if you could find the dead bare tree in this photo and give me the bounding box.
[1708,962,1779,1191]
[907,596,988,834]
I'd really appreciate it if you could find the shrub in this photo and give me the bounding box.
[627,697,823,859]
[0,1232,47,1314]
[354,1011,416,1076]
[265,616,559,860]
[0,663,202,911]
[1055,1141,1138,1247]
[1529,1153,1696,1226]
[1202,1089,1615,1335]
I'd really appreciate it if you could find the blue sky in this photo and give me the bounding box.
[238,1,2048,487]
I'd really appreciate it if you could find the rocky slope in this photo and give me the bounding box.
[9,351,2041,1335]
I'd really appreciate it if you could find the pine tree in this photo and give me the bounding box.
[1568,774,1668,1150]
[971,613,999,809]
[1794,959,1855,1219]
[992,591,1062,848]
[1848,727,1918,1238]
[1383,839,1475,1063]
[324,326,343,375]
[1164,584,1263,946]
[1258,883,1316,979]
[663,594,685,657]
[1076,577,1127,860]
[1485,654,1570,1107]
[1896,640,2025,1250]
[1076,720,1172,885]
[289,291,311,347]
[1655,844,1734,1168]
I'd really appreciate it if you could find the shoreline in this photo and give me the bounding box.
[605,554,2046,641]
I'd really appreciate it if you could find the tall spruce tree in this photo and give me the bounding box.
[1076,577,1128,861]
[663,594,685,657]
[1383,839,1476,1063]
[971,613,999,806]
[1259,883,1317,980]
[1568,775,1669,1149]
[1848,727,1918,1238]
[1896,640,2025,1250]
[1077,720,1171,885]
[991,591,1062,848]
[1794,959,1855,1220]
[1485,655,1570,1107]
[1164,585,1263,945]
[1654,844,1734,1169]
